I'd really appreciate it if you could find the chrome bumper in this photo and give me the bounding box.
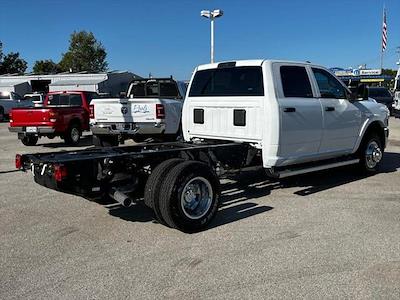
[91,122,166,135]
[8,126,56,134]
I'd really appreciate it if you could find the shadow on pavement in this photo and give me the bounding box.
[0,169,20,175]
[39,136,94,148]
[106,152,400,229]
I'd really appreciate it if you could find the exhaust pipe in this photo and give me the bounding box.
[109,187,133,207]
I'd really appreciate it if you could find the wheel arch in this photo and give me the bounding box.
[69,117,81,129]
[355,120,386,152]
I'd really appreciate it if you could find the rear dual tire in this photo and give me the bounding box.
[146,160,220,232]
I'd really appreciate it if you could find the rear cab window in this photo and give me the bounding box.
[128,79,181,99]
[280,66,313,98]
[47,93,83,106]
[189,66,264,97]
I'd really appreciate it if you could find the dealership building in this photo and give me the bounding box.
[0,71,141,97]
[330,67,394,88]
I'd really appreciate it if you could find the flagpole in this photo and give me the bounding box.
[380,5,385,71]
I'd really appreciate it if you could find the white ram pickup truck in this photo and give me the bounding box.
[90,77,186,146]
[17,60,390,232]
[183,60,389,171]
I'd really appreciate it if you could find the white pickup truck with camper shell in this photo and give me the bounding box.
[89,77,186,146]
[16,59,389,232]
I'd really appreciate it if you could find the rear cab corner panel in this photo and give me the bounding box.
[183,60,266,144]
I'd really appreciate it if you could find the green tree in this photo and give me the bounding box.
[0,52,27,74]
[33,59,61,74]
[381,68,397,77]
[59,31,108,73]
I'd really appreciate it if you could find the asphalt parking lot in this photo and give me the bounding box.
[1,120,400,299]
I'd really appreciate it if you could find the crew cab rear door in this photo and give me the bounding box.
[310,67,362,154]
[274,63,323,161]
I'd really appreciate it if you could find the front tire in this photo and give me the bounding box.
[21,135,38,146]
[158,161,220,232]
[357,133,383,173]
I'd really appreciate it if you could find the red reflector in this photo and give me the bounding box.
[15,154,22,169]
[89,105,95,119]
[54,165,68,182]
[156,104,165,119]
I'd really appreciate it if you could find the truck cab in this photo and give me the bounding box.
[183,60,389,168]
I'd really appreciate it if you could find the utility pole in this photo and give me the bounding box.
[201,9,224,63]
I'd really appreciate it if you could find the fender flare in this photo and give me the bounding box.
[353,118,386,152]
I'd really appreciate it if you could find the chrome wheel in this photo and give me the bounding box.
[180,176,213,220]
[71,127,80,142]
[365,140,382,169]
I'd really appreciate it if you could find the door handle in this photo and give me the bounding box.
[283,107,296,112]
[325,106,335,112]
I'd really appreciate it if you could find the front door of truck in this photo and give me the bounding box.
[311,68,361,154]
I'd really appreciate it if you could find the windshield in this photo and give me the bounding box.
[189,66,264,97]
[128,80,180,98]
[368,88,391,97]
[24,95,41,102]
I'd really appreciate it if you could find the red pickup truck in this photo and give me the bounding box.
[9,91,98,146]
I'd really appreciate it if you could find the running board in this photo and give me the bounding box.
[277,159,360,179]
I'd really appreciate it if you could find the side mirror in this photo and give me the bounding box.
[349,92,358,101]
[119,92,127,98]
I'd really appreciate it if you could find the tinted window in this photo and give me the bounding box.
[280,66,313,98]
[146,82,159,97]
[47,94,60,105]
[312,68,346,99]
[189,66,264,97]
[24,95,41,102]
[59,94,69,105]
[70,94,82,106]
[130,82,145,97]
[160,82,179,97]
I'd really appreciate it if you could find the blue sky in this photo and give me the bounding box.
[1,0,399,79]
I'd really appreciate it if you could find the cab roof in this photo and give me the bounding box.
[196,59,314,71]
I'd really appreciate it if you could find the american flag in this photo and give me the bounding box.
[382,9,387,51]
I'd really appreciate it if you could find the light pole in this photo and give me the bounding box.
[201,9,223,63]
